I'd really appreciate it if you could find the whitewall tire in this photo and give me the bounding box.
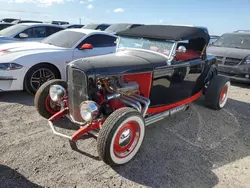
[97,107,145,166]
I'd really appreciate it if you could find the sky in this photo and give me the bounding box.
[0,0,250,35]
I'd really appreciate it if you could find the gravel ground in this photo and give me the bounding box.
[0,84,250,188]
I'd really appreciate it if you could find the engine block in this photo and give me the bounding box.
[109,76,139,94]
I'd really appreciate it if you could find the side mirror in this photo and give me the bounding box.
[19,33,28,38]
[177,46,187,53]
[80,43,93,50]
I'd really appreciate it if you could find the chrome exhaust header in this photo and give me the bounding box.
[119,95,142,112]
[105,93,189,126]
[106,92,188,125]
[129,94,150,117]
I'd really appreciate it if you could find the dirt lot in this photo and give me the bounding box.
[0,84,250,188]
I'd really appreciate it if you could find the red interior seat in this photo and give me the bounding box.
[175,50,200,61]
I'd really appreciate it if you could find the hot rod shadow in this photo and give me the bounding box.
[111,97,250,188]
[0,164,42,188]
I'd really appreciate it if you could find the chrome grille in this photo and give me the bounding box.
[224,57,241,66]
[67,67,88,122]
[216,56,242,66]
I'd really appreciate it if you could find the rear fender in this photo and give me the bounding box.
[191,59,217,95]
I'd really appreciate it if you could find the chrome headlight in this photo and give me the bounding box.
[0,63,23,70]
[80,101,100,122]
[49,85,66,102]
[245,59,250,64]
[242,55,250,64]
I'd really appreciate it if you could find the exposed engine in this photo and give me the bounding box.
[108,76,139,95]
[91,76,150,118]
[98,76,139,96]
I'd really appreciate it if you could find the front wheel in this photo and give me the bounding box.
[24,64,60,95]
[34,79,67,119]
[205,75,230,110]
[97,107,145,166]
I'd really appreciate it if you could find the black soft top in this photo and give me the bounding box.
[117,25,210,45]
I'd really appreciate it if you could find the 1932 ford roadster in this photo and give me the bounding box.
[35,25,230,166]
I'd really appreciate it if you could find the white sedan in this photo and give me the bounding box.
[0,29,117,94]
[0,23,64,44]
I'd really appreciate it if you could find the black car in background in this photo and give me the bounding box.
[51,21,70,25]
[105,23,144,34]
[0,23,14,30]
[82,23,110,31]
[0,18,19,23]
[207,30,250,83]
[12,20,43,24]
[64,24,84,28]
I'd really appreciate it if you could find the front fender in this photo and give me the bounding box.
[16,51,72,81]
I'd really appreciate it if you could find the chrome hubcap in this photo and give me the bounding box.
[113,121,140,158]
[119,129,132,147]
[219,84,229,106]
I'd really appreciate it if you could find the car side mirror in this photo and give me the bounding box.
[177,46,187,53]
[80,43,93,50]
[19,33,28,38]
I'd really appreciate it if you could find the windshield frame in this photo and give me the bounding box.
[212,33,250,50]
[116,36,176,60]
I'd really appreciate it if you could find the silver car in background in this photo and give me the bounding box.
[0,23,64,44]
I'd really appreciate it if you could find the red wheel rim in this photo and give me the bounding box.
[113,120,140,158]
[45,95,60,115]
[219,84,228,105]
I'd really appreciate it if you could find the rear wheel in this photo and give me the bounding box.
[97,107,145,166]
[34,79,67,119]
[24,64,60,95]
[205,75,230,110]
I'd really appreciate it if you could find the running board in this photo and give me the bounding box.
[145,105,189,126]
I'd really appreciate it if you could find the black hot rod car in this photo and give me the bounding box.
[35,25,230,166]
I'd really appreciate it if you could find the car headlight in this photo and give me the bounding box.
[242,56,250,64]
[80,101,100,122]
[0,63,23,70]
[49,85,66,102]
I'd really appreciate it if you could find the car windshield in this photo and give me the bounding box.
[41,30,86,48]
[0,24,27,37]
[209,37,218,44]
[118,36,175,57]
[213,33,250,49]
